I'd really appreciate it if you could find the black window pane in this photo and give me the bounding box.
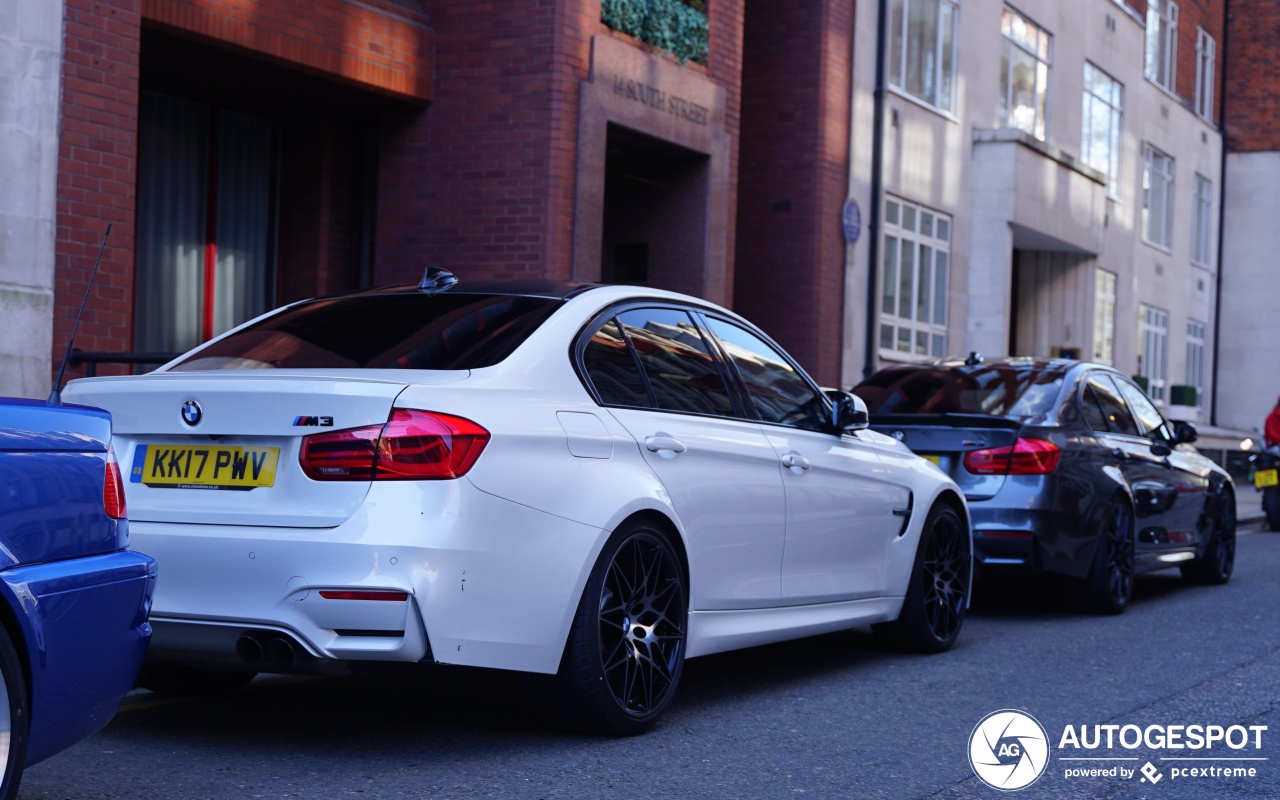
[1089,377,1140,436]
[170,293,562,371]
[1080,383,1110,432]
[853,364,1064,419]
[1115,378,1172,441]
[616,308,734,416]
[583,319,650,407]
[704,317,826,430]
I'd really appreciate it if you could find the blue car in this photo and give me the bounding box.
[0,398,156,798]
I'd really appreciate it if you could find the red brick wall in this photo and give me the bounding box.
[1171,0,1225,122]
[373,0,575,283]
[1224,0,1280,151]
[54,0,142,379]
[734,0,853,386]
[141,0,433,101]
[376,0,745,289]
[277,119,364,304]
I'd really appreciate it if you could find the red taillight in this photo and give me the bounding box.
[318,590,409,601]
[963,437,1061,475]
[104,446,126,519]
[300,409,490,481]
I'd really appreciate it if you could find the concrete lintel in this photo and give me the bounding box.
[973,128,1108,187]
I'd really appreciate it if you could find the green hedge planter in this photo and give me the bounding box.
[602,0,709,64]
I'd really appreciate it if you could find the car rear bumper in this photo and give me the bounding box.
[1,550,156,765]
[969,504,1098,578]
[133,480,609,676]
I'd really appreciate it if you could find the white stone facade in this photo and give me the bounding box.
[0,0,64,399]
[1217,151,1280,439]
[843,0,1224,426]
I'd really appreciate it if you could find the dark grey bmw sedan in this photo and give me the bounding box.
[852,356,1236,614]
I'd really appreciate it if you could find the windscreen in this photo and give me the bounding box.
[853,365,1065,419]
[170,293,563,371]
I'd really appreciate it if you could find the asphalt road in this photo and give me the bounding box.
[20,524,1280,800]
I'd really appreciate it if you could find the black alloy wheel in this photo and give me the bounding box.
[1182,492,1236,585]
[1083,500,1135,615]
[557,520,687,735]
[874,503,969,652]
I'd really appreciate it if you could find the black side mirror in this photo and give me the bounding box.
[825,390,870,433]
[1173,420,1198,444]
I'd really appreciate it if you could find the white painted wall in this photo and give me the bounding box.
[0,0,63,399]
[1217,151,1280,438]
[843,0,1225,420]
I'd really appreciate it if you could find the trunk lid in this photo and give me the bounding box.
[64,371,467,527]
[868,413,1023,500]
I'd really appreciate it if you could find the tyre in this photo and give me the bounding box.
[137,663,256,696]
[1264,488,1280,532]
[0,626,29,800]
[874,503,969,653]
[1081,499,1135,615]
[556,519,687,736]
[1181,492,1236,585]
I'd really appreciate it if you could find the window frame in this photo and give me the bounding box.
[887,0,961,114]
[1192,173,1213,266]
[878,197,952,362]
[1195,27,1216,122]
[1081,62,1123,196]
[1186,319,1207,409]
[1145,0,1178,92]
[1081,373,1141,437]
[1092,268,1117,366]
[1142,144,1175,250]
[697,312,834,434]
[1138,304,1170,405]
[573,301,746,421]
[999,6,1053,141]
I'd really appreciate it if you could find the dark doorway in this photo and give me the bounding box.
[601,124,710,296]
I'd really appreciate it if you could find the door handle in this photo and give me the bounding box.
[645,435,687,455]
[781,452,811,471]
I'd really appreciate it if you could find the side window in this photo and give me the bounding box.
[615,308,735,417]
[1080,381,1110,432]
[703,317,827,431]
[1087,376,1141,436]
[582,318,651,407]
[1115,377,1173,441]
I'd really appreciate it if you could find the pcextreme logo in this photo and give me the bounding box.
[968,709,1051,791]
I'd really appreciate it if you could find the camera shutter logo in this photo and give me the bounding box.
[968,709,1051,791]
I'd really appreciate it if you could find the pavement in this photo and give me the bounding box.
[1236,484,1267,526]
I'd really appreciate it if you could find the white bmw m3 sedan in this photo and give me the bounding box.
[65,272,972,734]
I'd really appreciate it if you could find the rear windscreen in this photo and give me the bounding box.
[853,365,1065,418]
[170,293,563,371]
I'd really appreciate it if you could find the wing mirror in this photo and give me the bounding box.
[1173,420,1198,444]
[826,390,870,433]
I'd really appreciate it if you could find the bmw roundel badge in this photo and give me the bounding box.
[181,400,202,426]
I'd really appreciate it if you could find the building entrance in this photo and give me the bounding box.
[601,124,710,296]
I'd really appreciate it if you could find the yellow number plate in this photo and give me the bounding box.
[922,454,941,466]
[1255,468,1278,489]
[131,445,279,489]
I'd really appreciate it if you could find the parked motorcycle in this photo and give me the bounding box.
[1249,445,1280,531]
